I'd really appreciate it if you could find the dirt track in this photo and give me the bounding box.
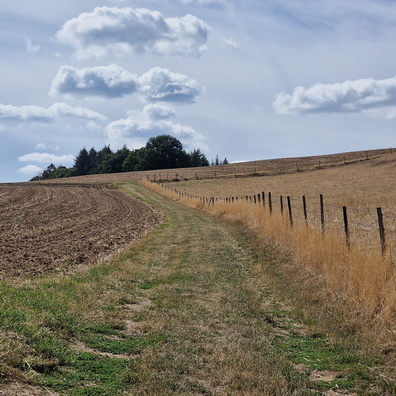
[0,183,162,277]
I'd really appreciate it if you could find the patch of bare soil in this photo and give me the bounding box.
[0,183,162,278]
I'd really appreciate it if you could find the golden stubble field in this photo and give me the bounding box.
[165,151,396,252]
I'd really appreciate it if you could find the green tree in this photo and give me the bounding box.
[142,135,189,170]
[122,148,146,172]
[100,145,130,173]
[188,149,209,167]
[88,147,98,174]
[74,147,90,176]
[97,146,113,173]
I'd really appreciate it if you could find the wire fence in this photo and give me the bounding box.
[158,183,396,257]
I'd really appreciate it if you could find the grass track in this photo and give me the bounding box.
[117,183,389,395]
[1,182,393,395]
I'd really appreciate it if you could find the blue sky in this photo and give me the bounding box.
[2,0,396,182]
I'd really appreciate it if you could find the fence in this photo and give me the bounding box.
[148,148,394,183]
[156,182,396,257]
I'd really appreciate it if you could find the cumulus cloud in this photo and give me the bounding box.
[18,165,43,175]
[138,67,204,103]
[18,152,74,164]
[56,6,210,59]
[49,65,204,103]
[274,76,396,116]
[142,103,176,120]
[105,104,207,150]
[0,103,106,126]
[49,64,138,98]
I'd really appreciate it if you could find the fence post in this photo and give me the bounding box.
[268,192,272,214]
[257,193,261,204]
[320,194,325,234]
[343,206,350,249]
[262,192,265,207]
[377,207,386,255]
[280,195,284,214]
[302,195,308,224]
[287,196,293,226]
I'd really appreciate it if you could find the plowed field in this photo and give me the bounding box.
[0,183,162,277]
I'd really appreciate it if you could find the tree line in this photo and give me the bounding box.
[31,135,228,181]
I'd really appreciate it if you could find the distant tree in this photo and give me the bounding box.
[32,135,212,179]
[74,147,90,176]
[97,145,113,173]
[142,135,189,170]
[211,155,228,166]
[100,145,130,174]
[122,148,146,172]
[88,147,98,174]
[41,163,57,179]
[188,149,209,167]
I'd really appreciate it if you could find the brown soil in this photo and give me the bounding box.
[0,183,162,278]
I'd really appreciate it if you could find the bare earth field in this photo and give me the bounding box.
[0,183,162,278]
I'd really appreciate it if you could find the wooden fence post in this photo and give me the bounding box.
[268,192,272,214]
[280,195,284,214]
[343,206,350,249]
[287,196,293,226]
[320,194,325,234]
[302,195,308,224]
[262,192,265,207]
[377,207,386,255]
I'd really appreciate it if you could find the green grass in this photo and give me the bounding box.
[0,182,395,395]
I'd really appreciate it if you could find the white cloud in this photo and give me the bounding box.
[18,152,74,164]
[25,37,40,54]
[143,103,176,120]
[49,64,138,98]
[18,165,43,175]
[105,104,207,150]
[35,143,60,151]
[0,103,106,127]
[273,75,396,116]
[138,67,204,103]
[56,6,210,59]
[180,0,225,4]
[220,37,239,52]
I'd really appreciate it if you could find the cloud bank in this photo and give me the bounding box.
[50,65,204,104]
[18,152,75,164]
[105,103,206,150]
[57,6,210,59]
[274,76,396,116]
[0,103,106,126]
[49,64,138,98]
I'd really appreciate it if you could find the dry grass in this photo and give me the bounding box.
[147,178,396,325]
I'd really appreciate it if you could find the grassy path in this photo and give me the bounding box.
[1,182,392,395]
[119,184,311,395]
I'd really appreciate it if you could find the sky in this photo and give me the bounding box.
[2,0,396,182]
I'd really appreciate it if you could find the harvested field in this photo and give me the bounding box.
[38,148,393,185]
[0,183,162,277]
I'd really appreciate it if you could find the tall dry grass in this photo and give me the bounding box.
[147,181,396,325]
